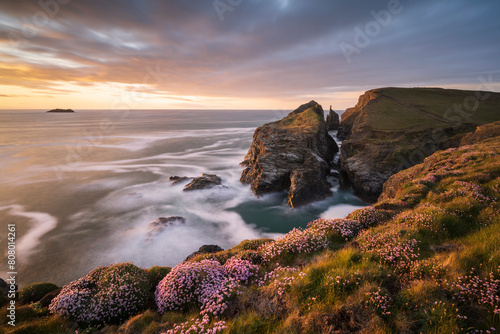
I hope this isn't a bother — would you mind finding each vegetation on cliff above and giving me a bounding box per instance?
[2,126,499,333]
[339,87,500,201]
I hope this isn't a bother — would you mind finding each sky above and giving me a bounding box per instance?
[0,0,499,110]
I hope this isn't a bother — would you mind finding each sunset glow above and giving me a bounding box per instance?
[1,0,499,110]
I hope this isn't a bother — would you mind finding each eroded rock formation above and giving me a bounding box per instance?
[240,101,338,207]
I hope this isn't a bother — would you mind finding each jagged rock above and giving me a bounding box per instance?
[185,245,224,261]
[326,106,340,131]
[240,101,338,208]
[339,87,500,202]
[147,216,186,237]
[183,174,222,191]
[169,176,192,185]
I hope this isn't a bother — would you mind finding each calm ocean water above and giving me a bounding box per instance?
[0,109,365,286]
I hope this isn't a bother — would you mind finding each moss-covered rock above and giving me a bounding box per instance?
[147,266,171,288]
[18,282,59,304]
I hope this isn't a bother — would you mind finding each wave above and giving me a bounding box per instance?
[0,205,58,261]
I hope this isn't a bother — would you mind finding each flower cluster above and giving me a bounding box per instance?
[441,181,492,204]
[258,227,328,262]
[365,287,392,317]
[49,263,151,326]
[307,218,366,239]
[223,257,259,285]
[419,173,439,186]
[459,151,488,164]
[395,211,437,233]
[433,166,465,179]
[155,259,234,317]
[407,258,445,281]
[445,267,500,316]
[326,272,362,297]
[357,229,420,266]
[258,266,305,296]
[347,206,386,227]
[164,314,226,334]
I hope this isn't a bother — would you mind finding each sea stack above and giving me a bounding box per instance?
[326,106,340,131]
[240,101,338,208]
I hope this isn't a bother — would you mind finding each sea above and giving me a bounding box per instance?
[0,109,366,287]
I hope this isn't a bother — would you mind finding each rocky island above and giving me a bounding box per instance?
[240,101,338,208]
[46,108,75,113]
[338,87,500,201]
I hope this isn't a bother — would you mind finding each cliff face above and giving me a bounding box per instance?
[339,87,500,202]
[240,101,338,207]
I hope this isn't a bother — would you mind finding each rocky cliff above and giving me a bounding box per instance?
[339,87,500,202]
[240,101,338,208]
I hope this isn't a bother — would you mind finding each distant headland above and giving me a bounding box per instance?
[46,108,75,113]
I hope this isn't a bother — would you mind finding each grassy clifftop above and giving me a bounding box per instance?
[350,87,500,134]
[339,87,500,201]
[277,107,324,132]
[2,125,499,333]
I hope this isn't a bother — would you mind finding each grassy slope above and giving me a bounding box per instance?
[363,88,500,133]
[2,136,499,333]
[276,107,323,132]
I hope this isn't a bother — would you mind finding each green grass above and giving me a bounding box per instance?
[278,108,323,132]
[18,283,59,305]
[361,87,500,133]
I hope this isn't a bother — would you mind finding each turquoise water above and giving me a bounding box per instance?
[0,109,365,286]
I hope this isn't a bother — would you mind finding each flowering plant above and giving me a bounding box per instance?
[49,263,151,326]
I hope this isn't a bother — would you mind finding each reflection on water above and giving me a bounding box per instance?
[0,109,365,286]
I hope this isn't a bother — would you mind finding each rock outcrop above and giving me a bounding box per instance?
[339,87,500,202]
[183,174,222,191]
[147,216,186,238]
[240,101,338,208]
[185,245,224,261]
[326,106,340,131]
[169,176,191,185]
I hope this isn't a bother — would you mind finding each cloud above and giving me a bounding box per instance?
[0,94,28,97]
[0,0,499,108]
